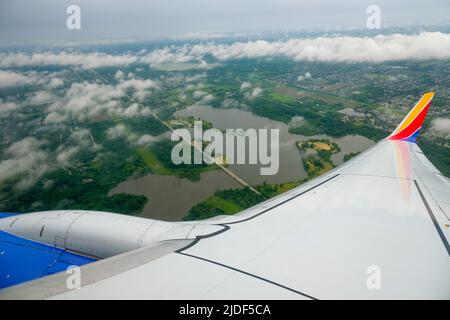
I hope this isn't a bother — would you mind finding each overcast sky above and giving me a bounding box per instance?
[0,0,449,44]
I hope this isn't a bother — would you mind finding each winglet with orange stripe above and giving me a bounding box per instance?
[388,92,434,143]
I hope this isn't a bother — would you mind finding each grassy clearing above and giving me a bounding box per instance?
[136,147,171,175]
[204,196,243,214]
[268,91,297,104]
[274,86,363,109]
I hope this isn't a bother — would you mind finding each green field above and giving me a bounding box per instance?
[137,147,171,175]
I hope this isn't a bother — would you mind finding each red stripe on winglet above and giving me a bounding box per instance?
[388,101,431,141]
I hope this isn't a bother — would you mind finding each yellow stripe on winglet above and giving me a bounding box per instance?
[391,92,434,136]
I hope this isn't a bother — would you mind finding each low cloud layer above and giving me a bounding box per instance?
[1,33,450,70]
[142,32,450,64]
[0,70,38,87]
[0,52,137,69]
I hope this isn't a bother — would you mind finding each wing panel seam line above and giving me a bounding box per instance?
[340,173,413,181]
[223,174,339,225]
[177,252,318,300]
[176,174,339,253]
[414,180,450,256]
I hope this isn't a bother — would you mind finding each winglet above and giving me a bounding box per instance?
[388,92,434,143]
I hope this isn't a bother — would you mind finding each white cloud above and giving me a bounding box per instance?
[0,70,37,88]
[116,78,158,101]
[55,129,101,166]
[44,112,67,123]
[44,76,158,124]
[140,32,450,64]
[56,146,80,165]
[69,128,98,148]
[136,134,158,146]
[0,137,51,190]
[199,60,209,68]
[246,87,263,99]
[240,82,251,90]
[69,128,87,141]
[106,124,158,146]
[431,117,450,136]
[0,100,19,117]
[140,47,194,65]
[44,82,122,123]
[2,33,449,73]
[193,90,207,99]
[121,103,152,118]
[185,73,206,83]
[28,91,55,105]
[298,72,311,82]
[0,51,138,69]
[0,130,101,189]
[48,77,64,88]
[221,98,240,108]
[106,124,128,140]
[289,116,306,128]
[115,70,125,81]
[122,104,141,118]
[199,94,215,104]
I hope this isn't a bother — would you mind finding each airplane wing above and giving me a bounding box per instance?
[0,93,449,299]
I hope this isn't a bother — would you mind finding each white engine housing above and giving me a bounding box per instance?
[0,210,222,258]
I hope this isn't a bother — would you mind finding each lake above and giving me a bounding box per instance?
[110,105,375,221]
